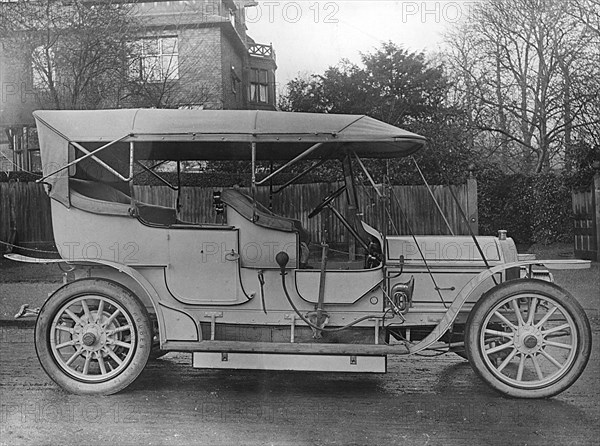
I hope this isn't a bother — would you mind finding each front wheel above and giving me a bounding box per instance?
[465,279,591,398]
[35,279,152,395]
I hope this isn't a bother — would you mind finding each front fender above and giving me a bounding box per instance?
[408,259,590,354]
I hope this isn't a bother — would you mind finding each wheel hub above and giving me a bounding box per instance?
[523,335,538,348]
[78,323,107,352]
[514,324,543,354]
[82,332,96,346]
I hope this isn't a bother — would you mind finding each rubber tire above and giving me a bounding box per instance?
[465,279,592,398]
[35,278,152,395]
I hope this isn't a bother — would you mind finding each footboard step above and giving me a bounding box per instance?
[192,352,387,373]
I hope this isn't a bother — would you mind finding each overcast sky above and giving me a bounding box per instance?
[246,1,472,91]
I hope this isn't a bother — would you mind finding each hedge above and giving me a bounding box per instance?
[477,170,576,246]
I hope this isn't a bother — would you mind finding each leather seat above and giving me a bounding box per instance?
[221,189,310,244]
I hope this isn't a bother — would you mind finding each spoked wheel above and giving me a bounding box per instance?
[35,279,152,395]
[465,279,591,398]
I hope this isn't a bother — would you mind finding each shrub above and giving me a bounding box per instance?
[478,170,576,245]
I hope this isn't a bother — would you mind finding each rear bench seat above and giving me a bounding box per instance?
[69,178,177,225]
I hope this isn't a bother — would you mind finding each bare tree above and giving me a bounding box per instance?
[444,0,600,173]
[1,0,224,111]
[571,0,600,36]
[0,0,138,110]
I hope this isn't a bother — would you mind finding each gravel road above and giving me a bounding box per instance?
[1,324,598,446]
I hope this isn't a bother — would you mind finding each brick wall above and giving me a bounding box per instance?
[220,32,245,110]
[178,26,224,109]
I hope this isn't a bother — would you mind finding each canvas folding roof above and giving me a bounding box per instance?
[33,109,428,205]
[33,109,427,157]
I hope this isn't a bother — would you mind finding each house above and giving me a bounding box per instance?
[0,0,278,172]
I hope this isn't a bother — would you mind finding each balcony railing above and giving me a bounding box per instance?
[248,43,275,61]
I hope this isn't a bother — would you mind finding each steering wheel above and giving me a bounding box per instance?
[308,185,346,218]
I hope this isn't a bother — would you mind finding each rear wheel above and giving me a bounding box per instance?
[465,279,591,398]
[35,279,152,395]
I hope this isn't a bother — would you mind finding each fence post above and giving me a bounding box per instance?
[467,171,478,235]
[594,171,600,262]
[8,179,18,250]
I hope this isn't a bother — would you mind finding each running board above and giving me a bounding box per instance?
[193,352,387,373]
[162,340,410,355]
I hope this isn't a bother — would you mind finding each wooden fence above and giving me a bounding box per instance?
[1,179,478,252]
[0,181,54,251]
[572,173,600,261]
[135,179,478,243]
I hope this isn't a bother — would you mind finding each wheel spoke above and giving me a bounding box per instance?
[81,299,92,321]
[540,349,564,369]
[492,311,517,331]
[64,309,83,325]
[535,305,558,328]
[484,329,513,338]
[544,331,571,339]
[55,339,77,349]
[542,323,571,336]
[95,298,105,324]
[510,299,525,327]
[532,354,544,380]
[103,308,121,327]
[104,347,123,365]
[516,354,526,381]
[544,340,574,350]
[526,297,538,325]
[65,347,84,366]
[486,340,514,355]
[108,339,132,349]
[106,325,132,336]
[497,348,518,373]
[96,352,107,375]
[83,352,92,375]
[55,325,74,334]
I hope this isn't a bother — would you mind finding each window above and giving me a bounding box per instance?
[129,36,179,82]
[249,68,270,103]
[32,46,56,90]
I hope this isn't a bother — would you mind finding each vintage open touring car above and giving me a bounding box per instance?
[6,109,592,398]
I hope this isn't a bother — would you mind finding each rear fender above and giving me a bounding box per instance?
[4,254,199,344]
